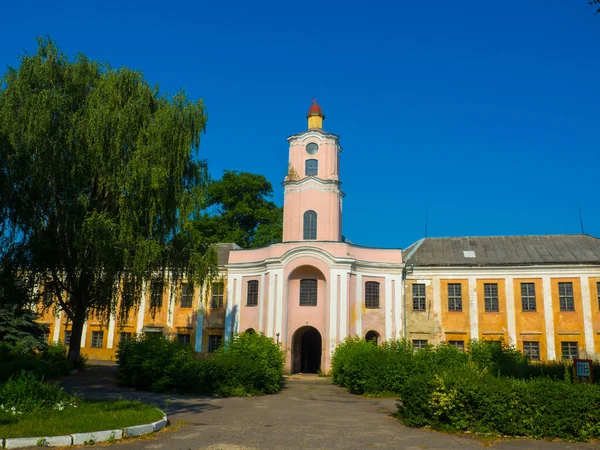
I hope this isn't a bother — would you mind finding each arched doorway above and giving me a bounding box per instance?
[365,330,380,344]
[292,326,322,373]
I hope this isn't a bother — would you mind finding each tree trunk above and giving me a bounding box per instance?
[67,306,86,366]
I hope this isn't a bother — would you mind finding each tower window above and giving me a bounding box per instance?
[305,159,318,176]
[246,280,259,307]
[365,281,380,309]
[303,210,317,240]
[299,279,318,306]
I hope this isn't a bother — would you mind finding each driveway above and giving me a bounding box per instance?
[59,365,598,450]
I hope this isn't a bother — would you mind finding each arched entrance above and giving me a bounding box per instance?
[292,326,322,374]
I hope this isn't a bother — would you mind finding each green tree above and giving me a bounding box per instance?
[194,171,283,248]
[0,38,216,363]
[591,1,600,13]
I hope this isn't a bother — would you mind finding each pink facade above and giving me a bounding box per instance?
[224,103,404,373]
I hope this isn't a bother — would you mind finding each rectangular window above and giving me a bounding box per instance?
[521,282,536,312]
[121,281,135,308]
[246,280,259,307]
[208,335,222,353]
[43,283,54,305]
[177,334,191,345]
[597,281,600,311]
[119,332,132,344]
[523,341,540,361]
[558,282,575,311]
[150,281,164,308]
[412,284,426,311]
[561,341,578,360]
[299,279,318,306]
[448,283,462,311]
[64,330,72,346]
[91,331,104,348]
[484,283,499,312]
[365,282,380,309]
[211,282,224,308]
[448,340,465,351]
[180,283,193,308]
[412,340,428,351]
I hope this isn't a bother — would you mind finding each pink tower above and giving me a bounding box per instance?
[282,100,344,242]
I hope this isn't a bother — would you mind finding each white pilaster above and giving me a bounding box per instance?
[224,275,236,343]
[275,269,285,339]
[267,272,276,337]
[339,271,349,339]
[107,312,116,349]
[80,320,87,348]
[432,277,441,342]
[136,281,147,334]
[354,273,363,338]
[329,269,339,355]
[167,274,175,328]
[393,275,402,339]
[258,273,266,333]
[233,276,241,335]
[580,275,595,356]
[542,276,556,359]
[385,276,393,341]
[505,276,516,346]
[52,310,62,343]
[468,277,478,340]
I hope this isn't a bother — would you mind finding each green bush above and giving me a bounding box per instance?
[0,342,81,382]
[0,372,78,414]
[332,337,600,441]
[116,332,284,397]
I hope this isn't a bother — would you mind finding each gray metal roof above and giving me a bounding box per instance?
[217,243,240,266]
[403,234,600,266]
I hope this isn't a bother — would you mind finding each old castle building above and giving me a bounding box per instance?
[38,103,600,372]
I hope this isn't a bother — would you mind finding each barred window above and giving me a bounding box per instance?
[208,335,222,353]
[177,334,191,345]
[559,282,574,311]
[412,284,426,311]
[91,331,104,348]
[64,330,72,346]
[448,283,462,311]
[211,282,224,308]
[521,282,536,312]
[365,282,380,309]
[150,281,164,308]
[523,341,540,361]
[180,283,193,308]
[561,341,578,360]
[448,340,465,351]
[412,340,428,351]
[484,283,499,312]
[305,159,318,176]
[247,280,259,307]
[119,332,132,344]
[303,210,317,240]
[299,279,318,306]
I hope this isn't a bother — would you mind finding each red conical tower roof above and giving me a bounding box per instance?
[306,99,325,119]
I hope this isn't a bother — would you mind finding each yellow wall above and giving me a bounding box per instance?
[440,279,470,342]
[551,278,584,359]
[513,278,546,360]
[476,278,507,342]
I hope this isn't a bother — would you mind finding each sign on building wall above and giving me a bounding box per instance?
[574,359,593,383]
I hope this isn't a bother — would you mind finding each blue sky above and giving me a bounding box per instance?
[2,0,599,248]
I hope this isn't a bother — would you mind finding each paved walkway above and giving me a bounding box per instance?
[59,366,598,450]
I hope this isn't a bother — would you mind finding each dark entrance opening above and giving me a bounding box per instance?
[292,326,322,374]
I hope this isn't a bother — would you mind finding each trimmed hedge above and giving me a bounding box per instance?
[116,332,285,396]
[332,338,600,441]
[0,343,82,382]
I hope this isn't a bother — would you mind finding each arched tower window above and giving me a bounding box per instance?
[303,210,317,240]
[305,159,318,176]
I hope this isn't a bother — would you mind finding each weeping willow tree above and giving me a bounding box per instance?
[0,38,217,363]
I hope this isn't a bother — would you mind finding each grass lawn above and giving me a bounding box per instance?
[0,399,164,439]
